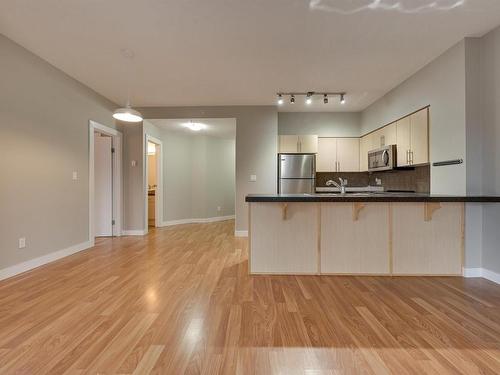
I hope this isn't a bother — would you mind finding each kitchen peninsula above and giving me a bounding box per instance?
[246,194,500,276]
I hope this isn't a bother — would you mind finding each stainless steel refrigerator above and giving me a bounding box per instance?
[278,154,316,194]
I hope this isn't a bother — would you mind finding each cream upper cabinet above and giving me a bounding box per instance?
[279,135,300,153]
[359,132,377,171]
[317,138,337,172]
[379,123,397,147]
[317,138,359,172]
[299,135,318,153]
[359,136,370,172]
[396,108,429,166]
[278,135,318,153]
[396,116,411,166]
[337,138,360,172]
[409,108,429,165]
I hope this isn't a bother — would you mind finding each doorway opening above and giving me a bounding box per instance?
[144,135,163,233]
[89,120,122,244]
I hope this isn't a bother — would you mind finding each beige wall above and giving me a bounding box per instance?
[479,25,500,275]
[139,107,278,233]
[279,112,361,137]
[361,41,467,196]
[0,34,117,270]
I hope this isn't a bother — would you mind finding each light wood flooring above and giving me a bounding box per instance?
[1,220,500,374]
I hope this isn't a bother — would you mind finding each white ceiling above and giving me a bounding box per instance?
[2,0,500,111]
[148,118,236,139]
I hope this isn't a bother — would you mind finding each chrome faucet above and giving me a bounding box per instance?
[326,178,348,194]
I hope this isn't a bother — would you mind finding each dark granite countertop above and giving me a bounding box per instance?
[245,193,500,203]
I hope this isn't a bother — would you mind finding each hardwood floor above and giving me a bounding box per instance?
[1,220,500,374]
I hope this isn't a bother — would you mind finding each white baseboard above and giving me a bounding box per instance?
[235,230,248,237]
[122,229,147,236]
[463,267,500,284]
[161,215,235,227]
[0,240,92,281]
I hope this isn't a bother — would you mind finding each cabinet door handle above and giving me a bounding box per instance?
[337,161,340,172]
[406,150,410,165]
[410,150,414,164]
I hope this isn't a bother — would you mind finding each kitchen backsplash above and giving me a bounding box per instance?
[316,164,430,193]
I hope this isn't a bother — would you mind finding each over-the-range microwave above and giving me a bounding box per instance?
[368,145,397,172]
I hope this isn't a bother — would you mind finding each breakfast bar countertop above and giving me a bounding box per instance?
[245,193,500,203]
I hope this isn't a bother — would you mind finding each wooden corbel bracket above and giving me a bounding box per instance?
[424,202,441,222]
[282,203,288,220]
[352,202,366,221]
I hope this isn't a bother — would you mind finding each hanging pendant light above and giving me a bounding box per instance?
[113,101,143,123]
[113,48,143,123]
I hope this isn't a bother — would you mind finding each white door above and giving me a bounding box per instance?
[94,135,113,236]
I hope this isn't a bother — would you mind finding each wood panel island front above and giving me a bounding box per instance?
[245,194,500,276]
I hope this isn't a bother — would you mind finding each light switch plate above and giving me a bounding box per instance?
[131,160,137,167]
[19,237,26,249]
[250,175,257,182]
[72,171,78,180]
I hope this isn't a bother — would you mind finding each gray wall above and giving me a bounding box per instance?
[0,34,117,270]
[122,124,145,231]
[139,107,278,233]
[143,121,236,222]
[479,25,500,275]
[361,41,467,195]
[278,112,361,137]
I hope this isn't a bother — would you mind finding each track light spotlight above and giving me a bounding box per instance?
[324,94,328,104]
[305,92,313,105]
[340,94,346,104]
[290,95,295,104]
[277,94,284,105]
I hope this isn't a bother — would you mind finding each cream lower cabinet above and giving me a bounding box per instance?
[320,203,390,274]
[392,202,463,275]
[250,202,319,274]
[249,201,464,276]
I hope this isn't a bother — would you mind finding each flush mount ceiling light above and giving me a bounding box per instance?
[113,48,143,123]
[276,91,346,105]
[183,121,206,131]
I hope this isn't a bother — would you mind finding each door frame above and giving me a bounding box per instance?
[144,134,164,233]
[89,120,123,244]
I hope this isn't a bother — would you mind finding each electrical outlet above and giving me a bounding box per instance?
[131,160,137,167]
[19,237,26,249]
[72,171,78,180]
[217,206,221,212]
[250,174,257,182]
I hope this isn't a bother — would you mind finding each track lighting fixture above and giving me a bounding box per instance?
[277,94,284,105]
[305,92,313,105]
[275,92,346,106]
